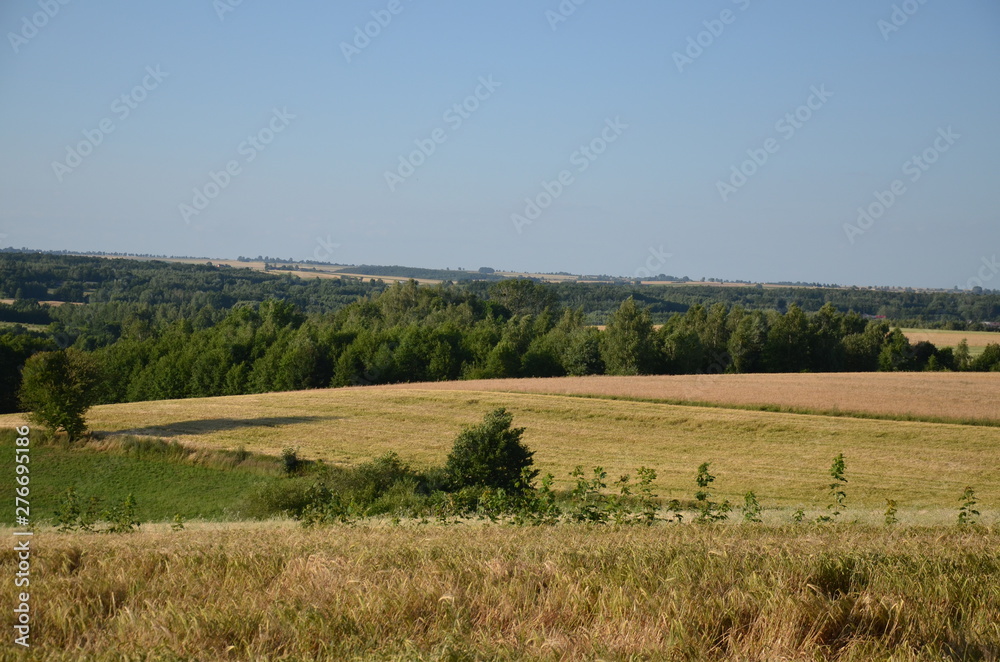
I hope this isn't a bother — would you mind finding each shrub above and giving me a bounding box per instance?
[103,494,141,533]
[444,408,538,492]
[817,453,847,523]
[238,478,316,519]
[741,491,763,523]
[884,499,899,526]
[694,462,730,523]
[281,447,301,476]
[958,487,980,526]
[569,465,609,523]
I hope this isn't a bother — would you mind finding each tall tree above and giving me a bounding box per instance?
[602,297,656,375]
[19,349,101,440]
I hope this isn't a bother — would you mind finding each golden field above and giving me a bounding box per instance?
[2,374,997,511]
[2,523,998,661]
[902,328,997,357]
[384,372,1000,424]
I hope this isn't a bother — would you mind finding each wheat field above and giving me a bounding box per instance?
[3,523,998,661]
[382,372,1000,424]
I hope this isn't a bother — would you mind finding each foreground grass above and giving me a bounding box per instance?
[0,431,282,524]
[3,523,998,661]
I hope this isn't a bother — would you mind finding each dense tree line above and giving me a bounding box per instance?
[4,253,999,329]
[5,280,994,414]
[2,254,999,414]
[464,281,1000,328]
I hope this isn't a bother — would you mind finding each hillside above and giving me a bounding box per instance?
[4,374,997,514]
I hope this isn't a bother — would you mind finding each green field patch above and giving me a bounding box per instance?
[0,430,283,524]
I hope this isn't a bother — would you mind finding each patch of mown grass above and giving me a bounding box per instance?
[0,430,285,524]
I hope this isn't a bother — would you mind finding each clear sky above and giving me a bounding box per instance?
[1,1,998,288]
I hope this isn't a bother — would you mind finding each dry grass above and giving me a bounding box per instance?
[384,372,1000,424]
[3,379,998,510]
[4,523,998,661]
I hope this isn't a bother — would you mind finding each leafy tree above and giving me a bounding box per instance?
[954,339,971,371]
[764,305,811,372]
[602,297,656,375]
[878,329,916,371]
[19,349,101,440]
[728,312,768,373]
[562,327,604,376]
[445,408,537,492]
[971,343,1000,372]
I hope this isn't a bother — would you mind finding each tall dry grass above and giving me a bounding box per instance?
[4,523,998,661]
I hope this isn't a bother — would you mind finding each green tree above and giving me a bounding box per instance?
[19,349,101,440]
[728,312,768,373]
[445,408,538,492]
[954,339,971,371]
[602,297,656,375]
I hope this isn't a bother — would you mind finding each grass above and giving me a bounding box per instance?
[3,522,998,661]
[0,430,284,524]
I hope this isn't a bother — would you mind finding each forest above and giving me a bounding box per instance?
[1,252,999,413]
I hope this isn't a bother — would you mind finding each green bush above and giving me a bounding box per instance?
[238,478,316,519]
[444,408,537,492]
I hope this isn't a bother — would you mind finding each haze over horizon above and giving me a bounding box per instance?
[1,1,998,290]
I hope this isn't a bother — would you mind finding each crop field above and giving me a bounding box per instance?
[2,374,997,515]
[2,523,998,661]
[902,328,997,357]
[3,373,999,659]
[383,372,1000,425]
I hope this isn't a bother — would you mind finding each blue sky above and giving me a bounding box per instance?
[1,0,998,288]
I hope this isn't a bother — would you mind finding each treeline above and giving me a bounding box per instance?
[6,280,988,412]
[4,253,1000,328]
[465,281,1000,328]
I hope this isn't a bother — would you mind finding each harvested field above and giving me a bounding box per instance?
[3,380,998,510]
[903,328,998,357]
[384,372,1000,424]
